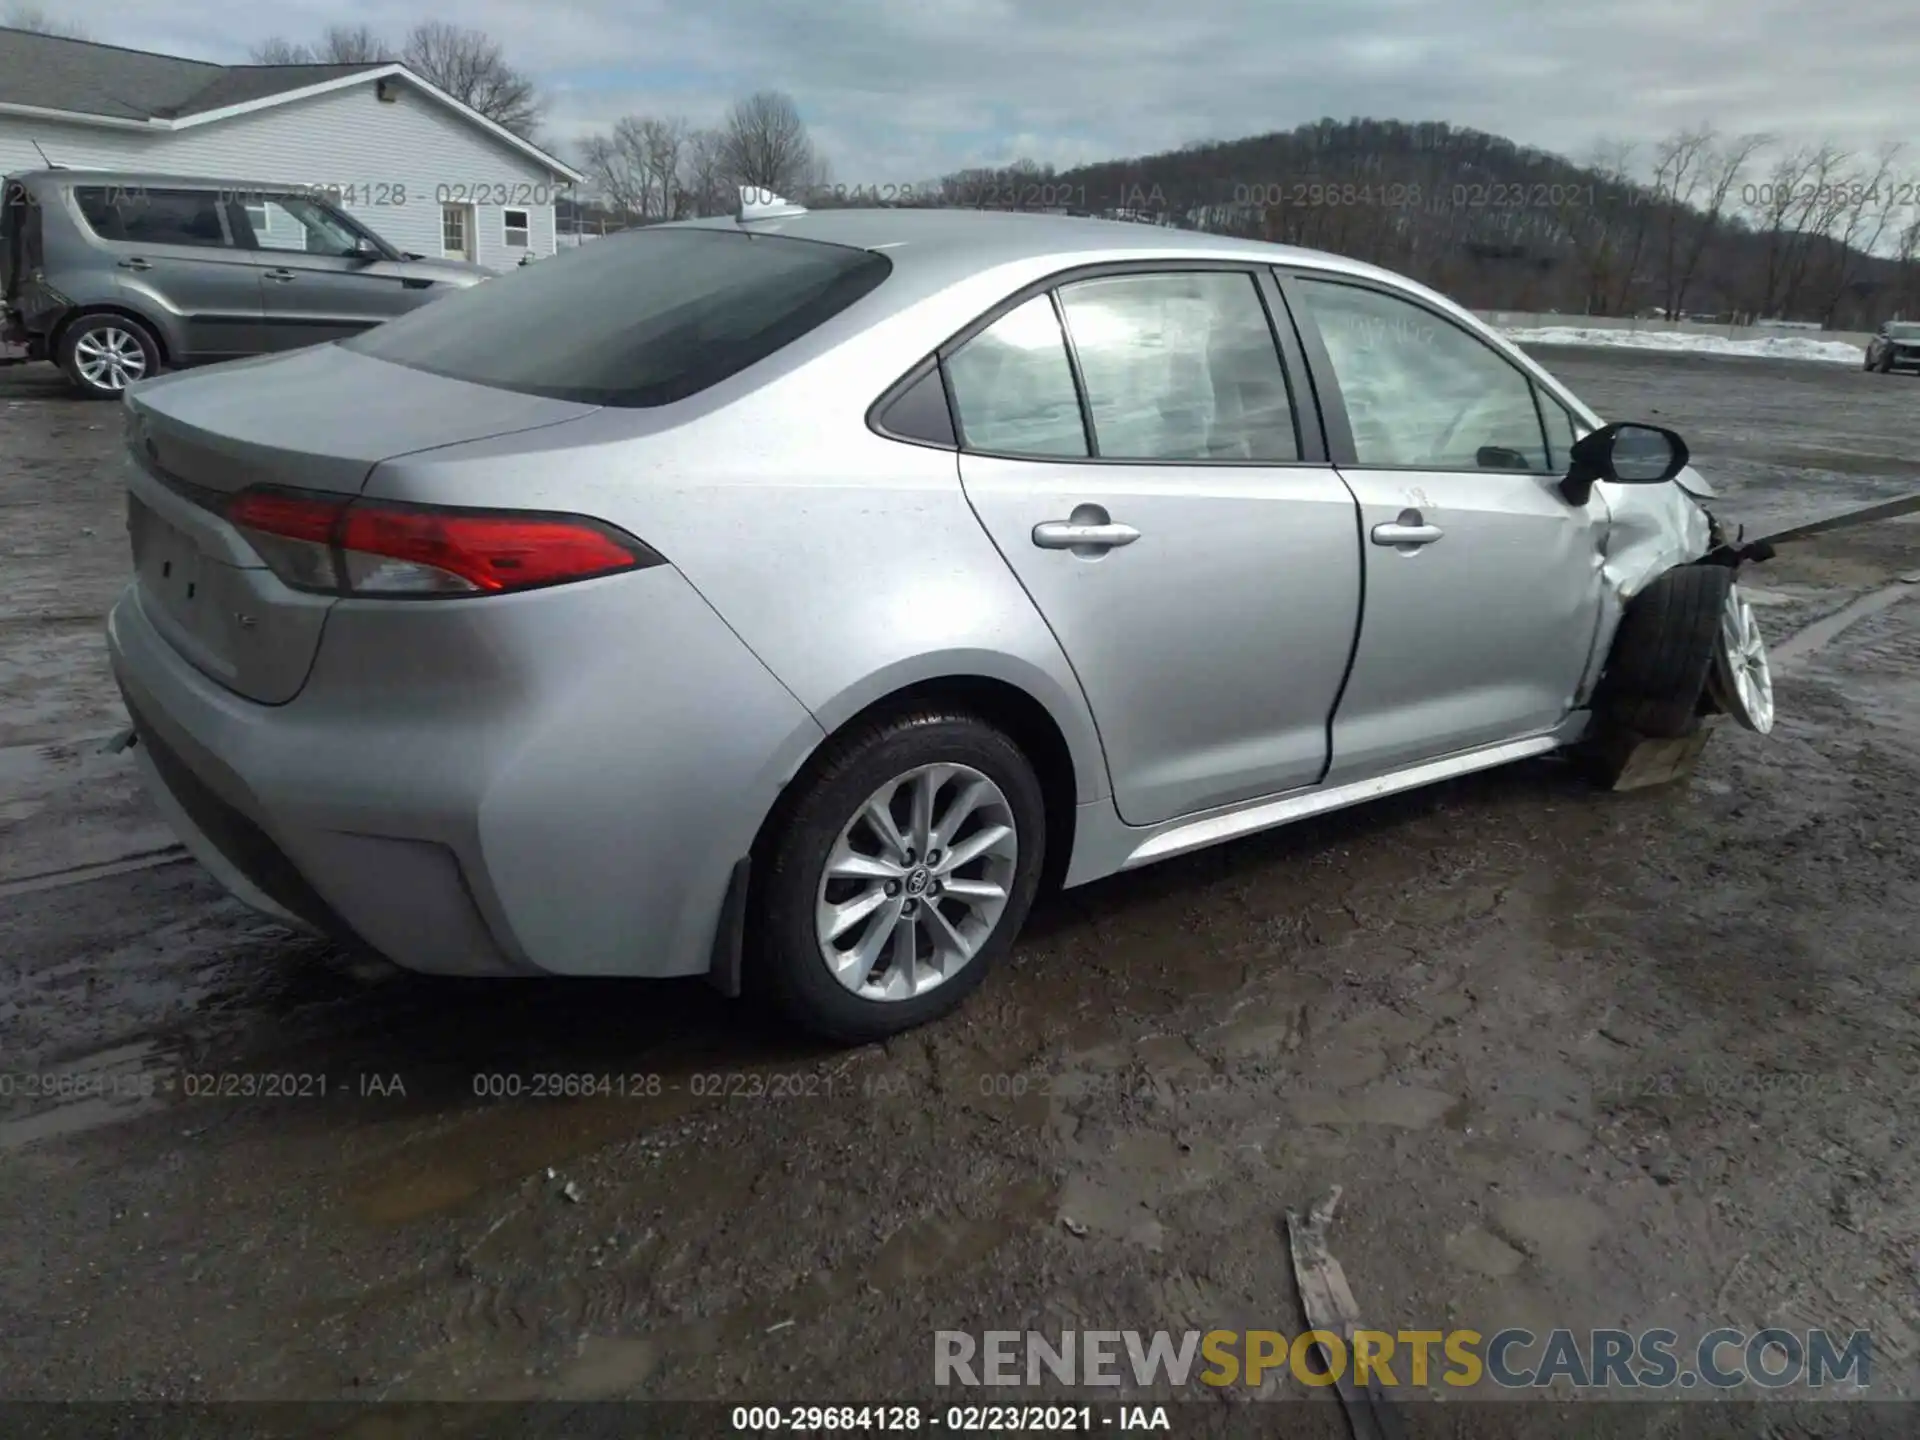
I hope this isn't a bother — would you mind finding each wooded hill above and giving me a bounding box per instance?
[906,119,1919,327]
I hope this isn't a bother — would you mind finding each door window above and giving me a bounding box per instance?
[442,205,470,258]
[1056,271,1300,461]
[238,197,364,257]
[74,187,232,248]
[945,294,1089,457]
[1540,393,1582,470]
[1292,278,1551,472]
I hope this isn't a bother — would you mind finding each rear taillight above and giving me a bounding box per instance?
[226,488,661,598]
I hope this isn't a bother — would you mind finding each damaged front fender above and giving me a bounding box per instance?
[1577,466,1715,702]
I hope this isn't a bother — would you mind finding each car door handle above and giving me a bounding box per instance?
[263,269,297,282]
[1371,521,1444,547]
[117,258,152,272]
[1032,520,1141,551]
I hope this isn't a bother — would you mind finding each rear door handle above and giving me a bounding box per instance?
[1371,523,1443,546]
[117,258,152,272]
[263,269,297,282]
[1033,520,1141,551]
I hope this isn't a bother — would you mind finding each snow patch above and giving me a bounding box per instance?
[1502,326,1866,365]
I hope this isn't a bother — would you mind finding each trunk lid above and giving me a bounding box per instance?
[125,343,599,704]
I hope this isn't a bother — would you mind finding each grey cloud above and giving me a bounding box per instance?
[78,0,1920,182]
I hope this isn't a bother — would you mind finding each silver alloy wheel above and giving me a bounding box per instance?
[815,762,1019,1002]
[1709,584,1775,734]
[73,325,149,391]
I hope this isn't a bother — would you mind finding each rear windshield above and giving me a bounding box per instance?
[344,227,892,407]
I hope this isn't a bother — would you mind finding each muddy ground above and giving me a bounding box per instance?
[0,348,1916,1428]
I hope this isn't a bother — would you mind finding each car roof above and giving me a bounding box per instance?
[5,167,317,191]
[672,205,1399,290]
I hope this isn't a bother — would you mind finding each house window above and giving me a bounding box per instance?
[245,201,270,236]
[442,204,470,259]
[503,208,529,248]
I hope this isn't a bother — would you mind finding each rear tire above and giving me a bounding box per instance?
[749,709,1046,1044]
[58,313,160,398]
[1600,563,1735,739]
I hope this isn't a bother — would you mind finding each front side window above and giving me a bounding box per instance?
[239,197,366,257]
[1056,271,1299,461]
[1540,393,1582,471]
[1292,278,1550,472]
[345,227,891,407]
[944,294,1088,457]
[74,187,231,249]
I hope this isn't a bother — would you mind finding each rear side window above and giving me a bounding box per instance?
[344,227,891,407]
[944,295,1088,457]
[1057,271,1300,461]
[74,187,232,248]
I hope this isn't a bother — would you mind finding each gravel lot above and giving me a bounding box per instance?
[1,347,1916,1425]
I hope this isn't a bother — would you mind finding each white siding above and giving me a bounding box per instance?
[0,80,571,269]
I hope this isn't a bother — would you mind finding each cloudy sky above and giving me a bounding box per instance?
[47,0,1920,183]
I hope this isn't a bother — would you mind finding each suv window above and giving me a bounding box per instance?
[345,227,891,407]
[239,196,367,257]
[74,187,232,248]
[1056,271,1299,461]
[1292,278,1550,472]
[945,294,1088,457]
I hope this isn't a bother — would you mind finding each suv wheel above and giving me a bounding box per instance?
[750,709,1046,1044]
[59,314,159,398]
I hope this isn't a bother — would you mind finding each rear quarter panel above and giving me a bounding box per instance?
[360,324,1113,810]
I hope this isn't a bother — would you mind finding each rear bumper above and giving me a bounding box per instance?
[107,566,825,979]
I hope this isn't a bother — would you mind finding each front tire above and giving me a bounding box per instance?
[58,313,160,398]
[750,709,1046,1044]
[1600,563,1735,738]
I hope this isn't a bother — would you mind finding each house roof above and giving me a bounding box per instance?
[0,27,378,121]
[0,27,581,181]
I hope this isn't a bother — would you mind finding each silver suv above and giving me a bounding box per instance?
[1,169,487,397]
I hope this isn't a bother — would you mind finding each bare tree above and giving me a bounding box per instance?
[579,126,650,219]
[1651,126,1714,316]
[1894,209,1920,320]
[1815,143,1905,324]
[6,3,91,39]
[249,38,311,64]
[1744,145,1821,316]
[682,127,734,217]
[719,90,824,197]
[1778,144,1852,316]
[249,25,394,65]
[640,117,689,218]
[401,22,541,139]
[1573,139,1651,313]
[1670,131,1769,319]
[580,116,692,221]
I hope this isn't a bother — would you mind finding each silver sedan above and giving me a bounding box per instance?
[106,196,1770,1042]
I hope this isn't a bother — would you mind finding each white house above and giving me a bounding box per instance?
[0,27,582,271]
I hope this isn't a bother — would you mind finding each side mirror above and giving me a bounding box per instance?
[1559,421,1690,506]
[348,238,381,264]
